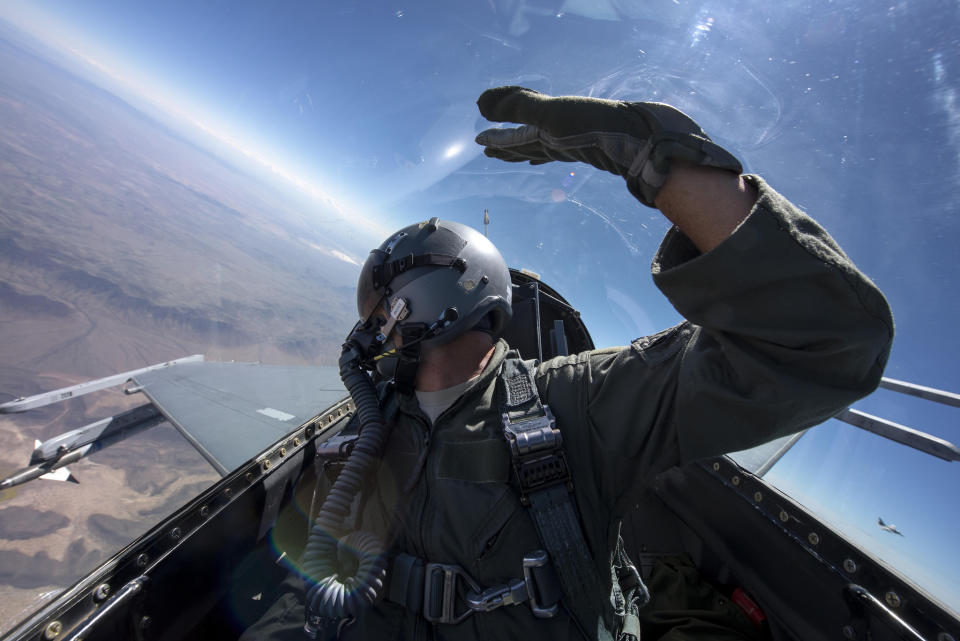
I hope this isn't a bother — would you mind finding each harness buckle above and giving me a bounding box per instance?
[423,563,481,625]
[523,550,560,618]
[419,554,560,624]
[465,578,527,612]
[501,407,561,456]
[503,406,572,502]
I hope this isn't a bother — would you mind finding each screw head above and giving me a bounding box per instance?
[712,462,721,472]
[808,532,820,546]
[279,447,287,457]
[43,621,62,640]
[779,510,789,523]
[842,625,856,639]
[731,475,741,486]
[293,438,301,447]
[140,616,152,630]
[170,527,182,541]
[224,487,233,498]
[885,591,901,609]
[200,505,210,518]
[93,583,110,601]
[137,553,149,568]
[753,491,763,502]
[843,559,858,574]
[262,459,272,471]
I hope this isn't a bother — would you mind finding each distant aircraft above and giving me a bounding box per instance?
[878,517,904,536]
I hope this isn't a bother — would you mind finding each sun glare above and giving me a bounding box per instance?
[443,142,464,159]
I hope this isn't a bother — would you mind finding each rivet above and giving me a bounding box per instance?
[140,615,152,630]
[885,591,901,609]
[842,625,856,640]
[170,527,182,541]
[779,510,789,523]
[712,462,720,472]
[200,505,210,518]
[731,475,740,486]
[93,583,110,601]
[279,448,287,457]
[43,621,62,640]
[137,553,149,568]
[843,559,857,574]
[808,532,820,546]
[262,459,272,471]
[753,492,763,502]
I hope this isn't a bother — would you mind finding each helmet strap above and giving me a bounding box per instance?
[394,324,427,395]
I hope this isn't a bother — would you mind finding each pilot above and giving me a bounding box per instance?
[242,87,893,641]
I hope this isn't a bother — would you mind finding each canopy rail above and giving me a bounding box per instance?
[832,376,960,462]
[878,377,960,409]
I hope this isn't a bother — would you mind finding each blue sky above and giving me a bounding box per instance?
[2,0,959,615]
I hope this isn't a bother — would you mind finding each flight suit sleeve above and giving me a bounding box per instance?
[539,174,894,511]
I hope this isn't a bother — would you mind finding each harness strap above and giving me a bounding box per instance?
[387,553,425,614]
[499,354,616,641]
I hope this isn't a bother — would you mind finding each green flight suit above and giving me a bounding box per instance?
[248,175,893,640]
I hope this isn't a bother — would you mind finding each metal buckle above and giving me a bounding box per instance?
[523,550,559,618]
[465,578,527,612]
[421,554,558,623]
[502,406,561,456]
[423,563,481,625]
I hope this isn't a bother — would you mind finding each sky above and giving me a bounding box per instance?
[1,0,958,618]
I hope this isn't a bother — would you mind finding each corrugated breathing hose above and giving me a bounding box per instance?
[302,341,390,636]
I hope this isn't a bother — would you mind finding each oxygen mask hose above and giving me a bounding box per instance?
[302,339,390,635]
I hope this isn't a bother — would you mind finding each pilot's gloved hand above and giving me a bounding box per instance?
[475,86,742,208]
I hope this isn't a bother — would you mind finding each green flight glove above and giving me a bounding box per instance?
[475,86,743,208]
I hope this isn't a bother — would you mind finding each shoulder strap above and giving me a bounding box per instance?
[499,354,616,641]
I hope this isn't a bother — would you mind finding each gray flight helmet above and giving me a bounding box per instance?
[356,217,512,352]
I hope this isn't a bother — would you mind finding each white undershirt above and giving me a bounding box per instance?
[415,376,478,423]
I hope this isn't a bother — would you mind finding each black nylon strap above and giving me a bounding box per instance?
[387,553,425,613]
[499,354,615,641]
[527,483,611,636]
[371,252,467,289]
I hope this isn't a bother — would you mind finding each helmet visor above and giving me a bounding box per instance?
[357,249,388,322]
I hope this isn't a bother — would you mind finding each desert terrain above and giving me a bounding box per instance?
[0,22,363,634]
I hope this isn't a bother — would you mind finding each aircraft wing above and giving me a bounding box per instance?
[130,361,346,475]
[1,357,348,488]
